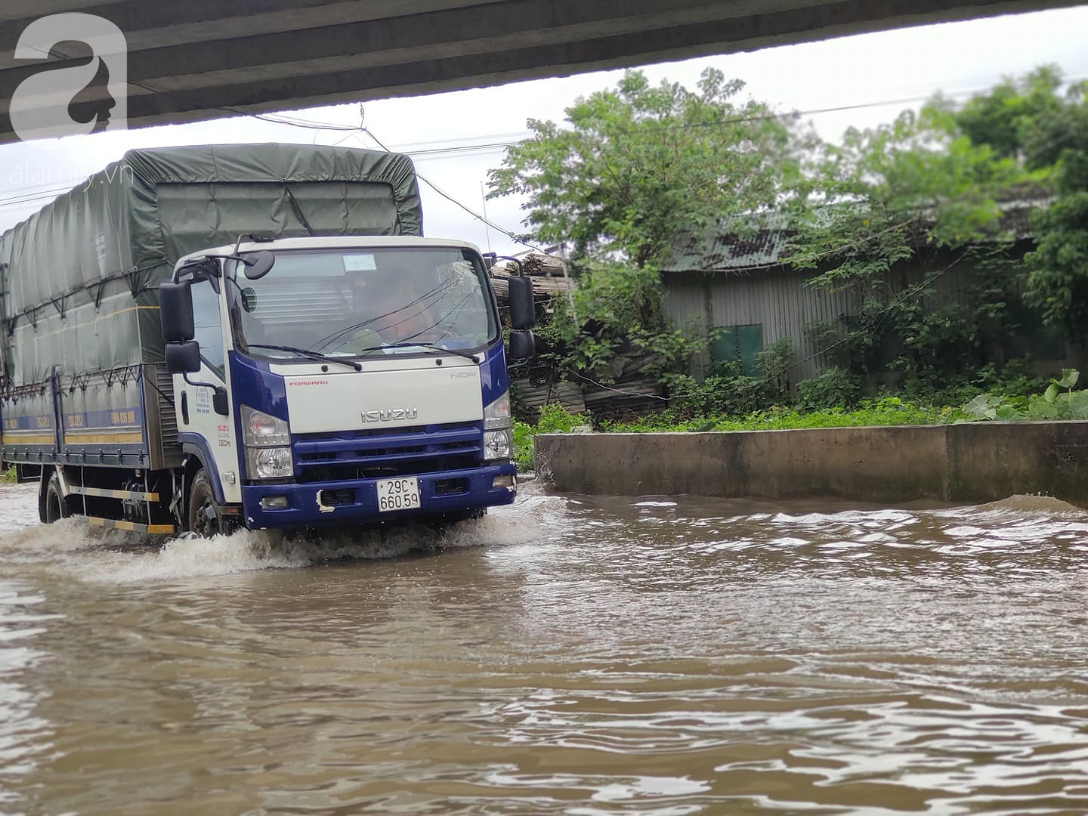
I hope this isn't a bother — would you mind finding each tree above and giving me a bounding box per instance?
[488,68,808,269]
[488,69,809,383]
[784,102,1032,385]
[947,65,1088,344]
[955,65,1067,163]
[788,103,1028,285]
[1019,79,1088,341]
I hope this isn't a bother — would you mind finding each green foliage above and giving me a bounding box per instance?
[958,369,1088,421]
[1025,190,1088,338]
[955,66,1067,161]
[602,397,949,434]
[787,103,1028,295]
[530,259,703,382]
[489,68,806,268]
[2,467,14,484]
[662,371,783,419]
[488,67,808,387]
[511,420,536,473]
[953,66,1088,340]
[783,69,1080,389]
[976,360,1049,398]
[896,359,1047,407]
[669,339,798,419]
[511,405,590,473]
[536,403,585,435]
[493,65,1080,413]
[755,338,795,380]
[518,369,1083,443]
[795,368,863,411]
[509,378,535,424]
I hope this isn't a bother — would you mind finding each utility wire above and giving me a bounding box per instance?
[358,126,551,256]
[2,51,1079,218]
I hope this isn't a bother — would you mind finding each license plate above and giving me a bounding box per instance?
[376,477,421,513]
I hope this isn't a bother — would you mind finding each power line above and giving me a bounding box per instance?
[2,50,1081,230]
[387,131,535,151]
[359,126,550,255]
[407,142,519,157]
[306,73,1088,164]
[0,188,84,212]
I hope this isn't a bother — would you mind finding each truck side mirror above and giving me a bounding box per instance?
[166,340,202,375]
[508,330,535,363]
[242,250,276,281]
[508,276,535,331]
[160,281,195,342]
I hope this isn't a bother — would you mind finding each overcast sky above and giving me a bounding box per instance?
[2,5,1087,255]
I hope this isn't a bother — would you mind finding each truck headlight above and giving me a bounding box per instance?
[484,391,511,430]
[241,405,291,446]
[246,446,294,480]
[241,406,293,479]
[483,429,511,461]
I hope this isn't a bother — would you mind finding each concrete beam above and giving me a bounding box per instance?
[0,1,124,24]
[0,0,1079,144]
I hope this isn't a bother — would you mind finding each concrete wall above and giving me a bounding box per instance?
[535,422,1088,506]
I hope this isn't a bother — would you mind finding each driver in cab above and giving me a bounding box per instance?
[335,265,442,353]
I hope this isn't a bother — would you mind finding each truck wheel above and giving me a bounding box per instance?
[443,508,485,524]
[43,472,70,524]
[188,470,224,538]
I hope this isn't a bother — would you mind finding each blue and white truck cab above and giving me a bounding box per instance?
[0,144,539,538]
[159,236,537,535]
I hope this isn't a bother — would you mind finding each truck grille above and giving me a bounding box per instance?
[293,422,482,481]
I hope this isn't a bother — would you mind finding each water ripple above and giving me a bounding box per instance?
[0,484,1087,812]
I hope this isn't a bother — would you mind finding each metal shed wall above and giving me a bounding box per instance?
[661,251,1042,384]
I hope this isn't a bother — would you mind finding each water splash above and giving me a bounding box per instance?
[0,482,566,584]
[79,512,535,584]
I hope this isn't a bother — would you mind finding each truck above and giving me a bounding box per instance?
[0,144,536,537]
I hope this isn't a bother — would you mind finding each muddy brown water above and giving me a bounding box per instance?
[1,484,1088,814]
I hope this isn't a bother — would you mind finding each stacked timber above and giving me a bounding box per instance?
[495,258,665,419]
[512,377,586,420]
[580,351,665,418]
[491,253,575,306]
[582,377,663,417]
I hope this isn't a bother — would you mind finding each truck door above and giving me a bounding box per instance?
[176,277,242,504]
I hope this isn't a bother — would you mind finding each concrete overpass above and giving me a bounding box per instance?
[0,0,1080,144]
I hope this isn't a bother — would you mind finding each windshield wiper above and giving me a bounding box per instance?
[356,342,480,362]
[247,343,362,371]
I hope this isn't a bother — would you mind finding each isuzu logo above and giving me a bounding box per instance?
[361,408,419,423]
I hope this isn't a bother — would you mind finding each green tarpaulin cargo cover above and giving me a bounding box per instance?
[0,143,423,389]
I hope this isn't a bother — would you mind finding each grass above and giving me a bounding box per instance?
[512,372,1088,471]
[2,466,16,484]
[511,398,954,472]
[600,398,954,433]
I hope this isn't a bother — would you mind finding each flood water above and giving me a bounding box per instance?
[1,483,1088,814]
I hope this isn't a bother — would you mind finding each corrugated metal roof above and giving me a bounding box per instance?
[663,199,1052,275]
[664,227,793,274]
[998,198,1053,239]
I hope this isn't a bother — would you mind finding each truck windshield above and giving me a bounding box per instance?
[228,247,498,359]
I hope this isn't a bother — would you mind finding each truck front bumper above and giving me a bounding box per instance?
[240,462,517,530]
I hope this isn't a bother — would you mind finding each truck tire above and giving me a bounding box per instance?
[441,508,486,525]
[43,472,70,524]
[188,470,225,538]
